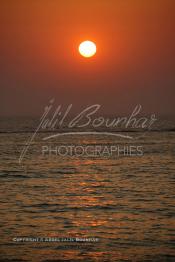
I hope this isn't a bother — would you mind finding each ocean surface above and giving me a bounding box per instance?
[0,117,175,261]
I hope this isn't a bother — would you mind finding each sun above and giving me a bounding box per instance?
[79,40,96,58]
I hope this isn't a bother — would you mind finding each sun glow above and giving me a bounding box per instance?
[79,41,96,58]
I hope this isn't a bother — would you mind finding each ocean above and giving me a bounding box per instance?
[0,117,175,261]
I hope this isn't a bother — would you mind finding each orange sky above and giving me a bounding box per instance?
[0,0,175,116]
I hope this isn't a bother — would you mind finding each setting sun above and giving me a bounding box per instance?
[79,40,96,58]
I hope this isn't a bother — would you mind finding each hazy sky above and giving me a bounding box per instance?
[1,0,175,117]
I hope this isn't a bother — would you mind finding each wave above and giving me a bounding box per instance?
[0,128,175,134]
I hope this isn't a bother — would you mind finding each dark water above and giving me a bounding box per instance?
[0,118,175,261]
